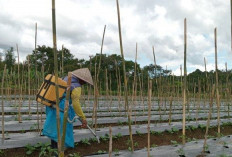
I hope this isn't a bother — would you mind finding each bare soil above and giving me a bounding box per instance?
[0,124,231,157]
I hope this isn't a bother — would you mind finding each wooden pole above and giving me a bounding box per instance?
[34,22,40,132]
[152,46,157,84]
[115,60,121,115]
[214,28,221,135]
[196,78,201,123]
[182,18,187,144]
[147,80,152,157]
[62,45,64,76]
[203,85,215,153]
[16,44,22,123]
[105,69,109,111]
[109,74,112,113]
[1,65,7,143]
[132,43,138,124]
[28,56,31,115]
[61,72,72,154]
[94,25,106,131]
[52,0,61,155]
[225,62,230,117]
[204,57,208,113]
[116,0,134,152]
[109,126,112,157]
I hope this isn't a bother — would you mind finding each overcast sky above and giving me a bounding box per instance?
[0,0,231,75]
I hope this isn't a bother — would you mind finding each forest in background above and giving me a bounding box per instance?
[0,45,231,95]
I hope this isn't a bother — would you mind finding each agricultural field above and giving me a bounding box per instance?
[1,94,232,156]
[1,0,232,157]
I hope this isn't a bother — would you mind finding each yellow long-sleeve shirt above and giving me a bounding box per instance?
[71,87,86,120]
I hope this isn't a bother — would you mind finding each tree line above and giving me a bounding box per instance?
[0,45,231,95]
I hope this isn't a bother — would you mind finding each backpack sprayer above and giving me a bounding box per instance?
[68,116,100,143]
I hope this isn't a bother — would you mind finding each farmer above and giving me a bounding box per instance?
[42,68,93,150]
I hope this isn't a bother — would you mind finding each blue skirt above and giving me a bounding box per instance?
[42,96,75,148]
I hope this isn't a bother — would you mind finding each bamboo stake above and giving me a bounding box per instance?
[28,56,31,115]
[109,126,112,157]
[196,78,201,123]
[92,61,97,128]
[225,62,230,117]
[116,0,134,152]
[138,68,144,108]
[152,46,158,87]
[132,43,138,125]
[180,64,183,105]
[52,0,62,155]
[16,44,22,123]
[39,66,44,135]
[168,91,173,125]
[202,85,215,153]
[214,28,221,135]
[115,60,121,115]
[62,45,64,76]
[61,72,72,154]
[109,74,112,113]
[158,75,162,122]
[147,80,152,157]
[193,81,196,109]
[105,69,109,111]
[34,22,40,132]
[1,65,7,143]
[14,69,17,106]
[132,43,138,103]
[204,57,208,112]
[94,25,106,131]
[182,18,187,144]
[87,55,93,103]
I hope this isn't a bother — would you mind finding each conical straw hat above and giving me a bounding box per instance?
[72,68,94,86]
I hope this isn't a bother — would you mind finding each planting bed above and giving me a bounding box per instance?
[0,96,232,157]
[1,122,232,156]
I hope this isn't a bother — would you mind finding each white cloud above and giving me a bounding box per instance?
[0,0,231,75]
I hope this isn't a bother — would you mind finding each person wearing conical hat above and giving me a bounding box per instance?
[42,68,93,152]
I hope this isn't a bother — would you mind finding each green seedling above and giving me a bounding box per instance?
[97,150,106,154]
[134,142,139,147]
[116,133,122,138]
[68,152,81,157]
[25,144,36,155]
[176,148,185,156]
[112,133,122,140]
[217,133,224,137]
[0,150,4,156]
[100,135,109,142]
[88,121,93,126]
[198,124,206,129]
[151,144,158,148]
[171,140,178,147]
[80,138,90,145]
[90,137,98,142]
[136,130,142,136]
[190,125,197,131]
[39,146,57,157]
[117,120,123,125]
[126,139,132,146]
[171,127,179,133]
[113,149,120,156]
[152,131,161,135]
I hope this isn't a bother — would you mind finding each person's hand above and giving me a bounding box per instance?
[81,119,87,128]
